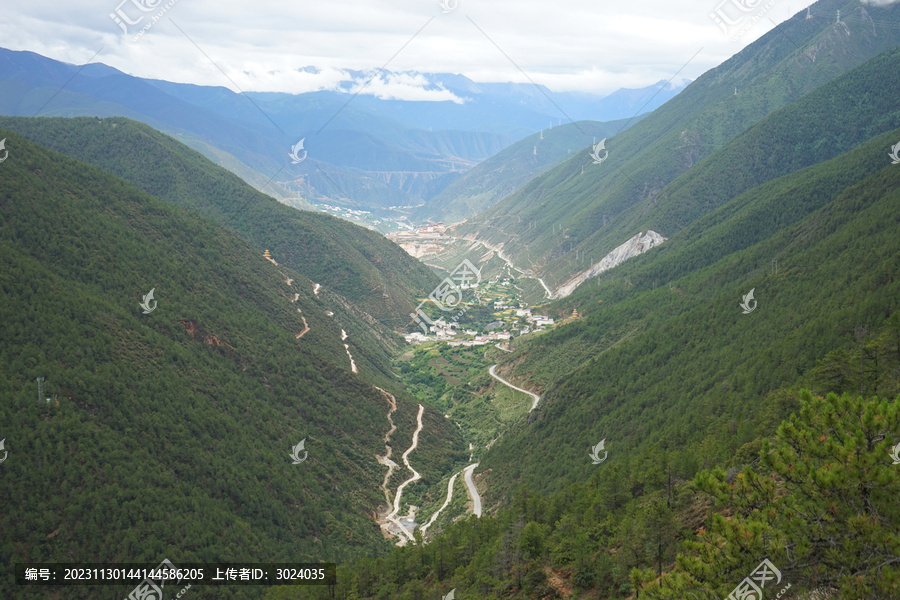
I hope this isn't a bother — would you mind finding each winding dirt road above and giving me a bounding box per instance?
[463,463,482,517]
[341,329,358,373]
[420,471,459,535]
[489,364,540,412]
[385,403,424,544]
[464,238,552,299]
[374,387,399,507]
[374,389,482,541]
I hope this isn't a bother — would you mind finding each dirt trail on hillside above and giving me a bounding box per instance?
[467,238,552,299]
[294,316,310,339]
[340,329,358,373]
[463,463,482,517]
[489,364,540,411]
[374,387,399,507]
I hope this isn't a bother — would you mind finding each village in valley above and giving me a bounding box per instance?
[403,274,579,348]
[390,222,582,348]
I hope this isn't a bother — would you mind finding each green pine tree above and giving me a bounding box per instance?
[646,390,900,599]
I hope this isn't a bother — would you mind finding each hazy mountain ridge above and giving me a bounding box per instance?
[250,68,688,134]
[0,48,686,218]
[412,119,639,224]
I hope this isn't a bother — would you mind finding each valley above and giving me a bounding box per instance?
[4,1,900,599]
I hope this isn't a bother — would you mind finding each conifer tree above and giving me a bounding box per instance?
[646,390,900,599]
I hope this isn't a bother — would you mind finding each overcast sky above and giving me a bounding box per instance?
[4,0,820,98]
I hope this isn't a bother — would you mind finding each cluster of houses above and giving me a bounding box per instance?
[402,307,558,346]
[516,308,555,328]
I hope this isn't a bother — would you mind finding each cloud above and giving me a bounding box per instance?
[353,71,467,103]
[0,0,817,95]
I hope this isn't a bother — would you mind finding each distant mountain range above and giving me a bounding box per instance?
[273,66,691,133]
[412,118,641,224]
[0,48,687,220]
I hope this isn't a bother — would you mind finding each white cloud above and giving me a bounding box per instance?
[0,0,816,96]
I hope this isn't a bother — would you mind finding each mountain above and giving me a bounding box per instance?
[0,125,470,600]
[450,0,900,291]
[0,48,502,212]
[527,37,900,298]
[7,2,900,599]
[0,115,438,330]
[411,119,638,224]
[0,49,686,220]
[272,26,900,596]
[484,124,900,495]
[285,120,900,600]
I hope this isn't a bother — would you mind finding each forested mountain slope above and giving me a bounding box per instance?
[452,0,900,290]
[523,39,900,294]
[281,126,900,600]
[0,116,438,330]
[0,129,462,600]
[484,126,900,497]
